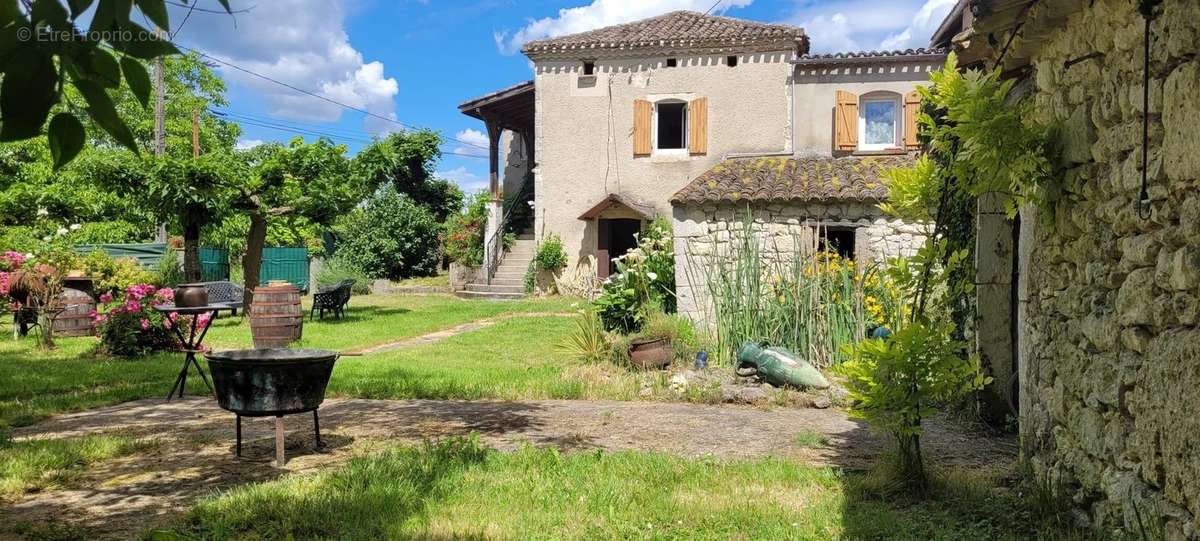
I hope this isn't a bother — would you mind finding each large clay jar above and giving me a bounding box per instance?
[175,283,209,308]
[628,337,673,370]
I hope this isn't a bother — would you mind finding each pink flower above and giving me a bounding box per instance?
[124,300,142,313]
[156,288,174,301]
[164,318,173,330]
[197,313,212,326]
[140,318,151,330]
[99,292,113,304]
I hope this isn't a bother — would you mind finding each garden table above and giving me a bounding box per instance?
[154,303,228,401]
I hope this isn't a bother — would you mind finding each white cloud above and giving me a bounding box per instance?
[782,0,952,53]
[169,0,399,135]
[235,138,265,150]
[495,0,754,55]
[451,128,489,158]
[879,0,956,50]
[437,166,488,193]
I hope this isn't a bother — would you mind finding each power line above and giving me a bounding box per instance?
[212,110,488,159]
[174,42,492,152]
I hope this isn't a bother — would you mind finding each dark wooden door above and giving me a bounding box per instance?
[597,218,642,278]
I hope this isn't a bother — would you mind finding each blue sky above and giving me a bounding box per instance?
[165,0,954,193]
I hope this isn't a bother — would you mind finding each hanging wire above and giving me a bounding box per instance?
[1136,0,1161,220]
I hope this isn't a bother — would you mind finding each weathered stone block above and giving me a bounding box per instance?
[1116,268,1158,326]
[1163,61,1200,180]
[1168,247,1200,291]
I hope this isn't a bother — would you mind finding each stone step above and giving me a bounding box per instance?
[500,258,532,267]
[455,290,525,300]
[466,283,524,294]
[491,272,525,280]
[489,278,523,287]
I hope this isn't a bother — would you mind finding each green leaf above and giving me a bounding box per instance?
[212,0,232,13]
[31,0,69,26]
[120,56,151,108]
[110,21,178,59]
[88,48,122,88]
[134,0,169,31]
[66,0,95,19]
[74,78,139,153]
[48,113,85,170]
[0,45,58,141]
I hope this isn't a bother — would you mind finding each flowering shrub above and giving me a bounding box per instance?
[93,284,179,357]
[593,221,676,333]
[444,192,489,266]
[79,251,157,295]
[0,251,27,306]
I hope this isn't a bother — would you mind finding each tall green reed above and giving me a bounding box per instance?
[686,216,890,367]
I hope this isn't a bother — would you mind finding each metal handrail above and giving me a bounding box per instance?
[485,173,534,284]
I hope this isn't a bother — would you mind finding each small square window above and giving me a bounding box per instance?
[666,58,678,68]
[818,228,857,261]
[583,61,595,75]
[726,55,738,67]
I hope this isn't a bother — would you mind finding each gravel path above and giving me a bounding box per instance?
[2,397,1016,539]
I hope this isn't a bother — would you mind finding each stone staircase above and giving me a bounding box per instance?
[457,234,535,300]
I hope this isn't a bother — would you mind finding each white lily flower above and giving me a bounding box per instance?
[69,224,81,231]
[56,227,68,236]
[36,208,48,217]
[646,272,657,281]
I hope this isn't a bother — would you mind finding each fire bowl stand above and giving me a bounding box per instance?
[236,409,323,468]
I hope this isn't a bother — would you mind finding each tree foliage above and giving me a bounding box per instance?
[0,0,231,167]
[335,188,441,281]
[355,130,463,222]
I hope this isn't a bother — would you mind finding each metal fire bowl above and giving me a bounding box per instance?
[205,348,339,417]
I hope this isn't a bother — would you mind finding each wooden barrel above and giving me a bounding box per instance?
[52,288,96,338]
[249,283,304,348]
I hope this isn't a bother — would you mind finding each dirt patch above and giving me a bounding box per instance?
[2,398,1015,539]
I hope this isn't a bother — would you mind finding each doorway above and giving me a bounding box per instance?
[597,218,642,278]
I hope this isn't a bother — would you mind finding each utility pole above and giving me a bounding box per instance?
[153,27,168,242]
[192,109,200,158]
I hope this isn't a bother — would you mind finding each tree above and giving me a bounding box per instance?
[235,138,362,304]
[354,130,463,222]
[0,0,231,168]
[335,188,442,281]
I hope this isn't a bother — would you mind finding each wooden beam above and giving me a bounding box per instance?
[486,119,503,200]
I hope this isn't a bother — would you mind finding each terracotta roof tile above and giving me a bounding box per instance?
[522,11,806,57]
[670,155,915,205]
[792,48,948,66]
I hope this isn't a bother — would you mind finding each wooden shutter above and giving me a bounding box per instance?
[904,90,922,150]
[633,99,652,156]
[688,97,708,156]
[834,90,858,151]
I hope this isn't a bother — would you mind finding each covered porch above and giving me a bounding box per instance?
[458,80,536,284]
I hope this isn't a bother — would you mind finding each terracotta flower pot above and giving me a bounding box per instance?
[628,336,673,370]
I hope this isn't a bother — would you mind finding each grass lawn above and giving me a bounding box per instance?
[0,294,577,429]
[171,437,1075,541]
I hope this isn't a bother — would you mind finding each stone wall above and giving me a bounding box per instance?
[1014,0,1200,538]
[672,201,929,324]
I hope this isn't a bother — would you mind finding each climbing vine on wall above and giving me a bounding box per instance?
[883,52,1061,337]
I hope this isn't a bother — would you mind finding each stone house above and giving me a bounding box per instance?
[934,0,1200,537]
[456,11,942,300]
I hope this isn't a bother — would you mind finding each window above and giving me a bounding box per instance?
[726,55,738,67]
[858,92,902,151]
[818,228,857,261]
[583,61,595,75]
[665,58,678,68]
[655,100,687,151]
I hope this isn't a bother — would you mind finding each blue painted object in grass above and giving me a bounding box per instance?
[694,350,709,369]
[735,341,830,390]
[870,325,894,340]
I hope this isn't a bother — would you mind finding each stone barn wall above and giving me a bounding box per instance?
[672,201,929,324]
[1014,0,1200,537]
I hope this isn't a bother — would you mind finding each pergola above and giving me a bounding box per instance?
[458,80,535,199]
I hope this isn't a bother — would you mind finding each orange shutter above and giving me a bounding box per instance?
[904,90,922,150]
[688,97,708,156]
[633,99,652,156]
[834,90,858,151]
